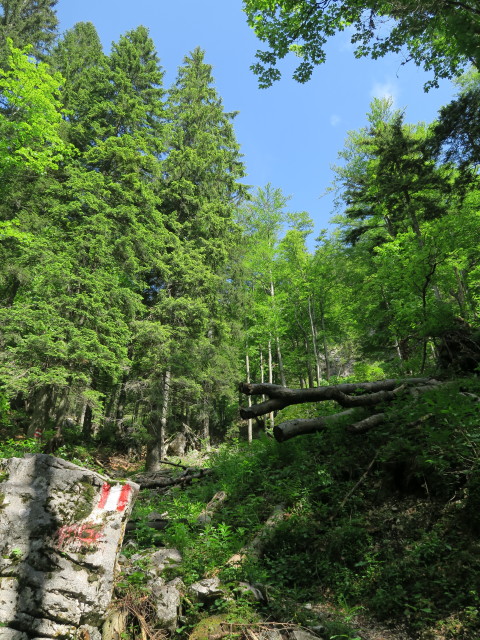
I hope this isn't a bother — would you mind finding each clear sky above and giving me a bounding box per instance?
[56,0,457,243]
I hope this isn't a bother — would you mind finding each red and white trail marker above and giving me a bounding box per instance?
[55,482,133,550]
[97,483,132,512]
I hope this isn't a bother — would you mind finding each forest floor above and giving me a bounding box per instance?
[4,376,479,639]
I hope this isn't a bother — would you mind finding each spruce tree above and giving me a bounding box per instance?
[50,22,111,150]
[0,28,169,442]
[0,0,58,63]
[141,48,246,467]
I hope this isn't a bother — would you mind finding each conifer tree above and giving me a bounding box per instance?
[142,48,246,467]
[0,28,169,441]
[50,22,110,150]
[0,0,58,63]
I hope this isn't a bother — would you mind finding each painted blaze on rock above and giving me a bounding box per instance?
[0,454,138,640]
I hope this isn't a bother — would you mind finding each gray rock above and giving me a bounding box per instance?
[151,577,183,632]
[0,454,138,638]
[188,576,223,601]
[151,547,182,574]
[258,631,284,640]
[291,629,323,640]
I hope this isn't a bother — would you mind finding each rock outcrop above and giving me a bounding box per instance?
[0,454,138,639]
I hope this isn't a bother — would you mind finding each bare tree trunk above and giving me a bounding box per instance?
[202,386,211,449]
[246,352,253,443]
[319,304,331,381]
[270,279,286,387]
[268,338,274,429]
[82,405,93,438]
[146,370,171,472]
[78,401,87,431]
[308,297,322,385]
[53,389,70,440]
[27,386,52,437]
[276,335,286,387]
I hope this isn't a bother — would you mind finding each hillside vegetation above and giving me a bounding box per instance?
[1,1,480,638]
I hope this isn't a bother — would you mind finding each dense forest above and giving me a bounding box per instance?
[1,1,480,638]
[0,0,478,457]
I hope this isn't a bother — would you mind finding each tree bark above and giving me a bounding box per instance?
[239,378,432,419]
[268,338,274,429]
[240,378,440,442]
[273,410,356,442]
[308,297,322,384]
[246,351,253,443]
[146,369,171,472]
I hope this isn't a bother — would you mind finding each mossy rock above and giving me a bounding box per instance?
[189,615,239,640]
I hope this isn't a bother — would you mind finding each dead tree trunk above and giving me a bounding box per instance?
[240,378,440,442]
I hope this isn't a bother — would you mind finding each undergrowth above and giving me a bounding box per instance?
[126,377,480,639]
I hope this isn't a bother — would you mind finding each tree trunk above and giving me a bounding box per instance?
[145,369,171,472]
[308,297,322,384]
[246,352,253,443]
[27,386,52,437]
[319,303,331,381]
[53,388,70,440]
[240,378,445,442]
[276,335,286,387]
[202,384,211,449]
[240,378,435,418]
[268,338,274,429]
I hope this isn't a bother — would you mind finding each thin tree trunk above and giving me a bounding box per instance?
[268,338,274,429]
[269,278,286,388]
[453,266,468,317]
[202,385,211,449]
[319,303,331,381]
[308,297,322,385]
[146,370,171,472]
[276,335,286,387]
[246,352,253,443]
[78,401,88,431]
[304,339,314,388]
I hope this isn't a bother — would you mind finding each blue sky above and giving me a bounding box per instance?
[56,0,457,243]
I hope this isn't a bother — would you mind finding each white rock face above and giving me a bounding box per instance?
[0,454,139,639]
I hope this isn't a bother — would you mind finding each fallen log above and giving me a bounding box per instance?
[240,378,445,442]
[272,409,355,442]
[239,378,435,419]
[135,468,212,489]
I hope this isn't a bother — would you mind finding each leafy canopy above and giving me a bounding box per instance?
[243,0,480,88]
[0,39,70,174]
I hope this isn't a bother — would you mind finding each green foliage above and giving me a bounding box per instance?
[243,0,479,88]
[128,378,480,637]
[0,0,58,62]
[0,436,39,458]
[0,39,70,175]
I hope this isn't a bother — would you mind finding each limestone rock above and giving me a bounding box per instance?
[0,454,138,638]
[151,547,182,574]
[237,581,265,601]
[188,577,223,602]
[151,577,183,632]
